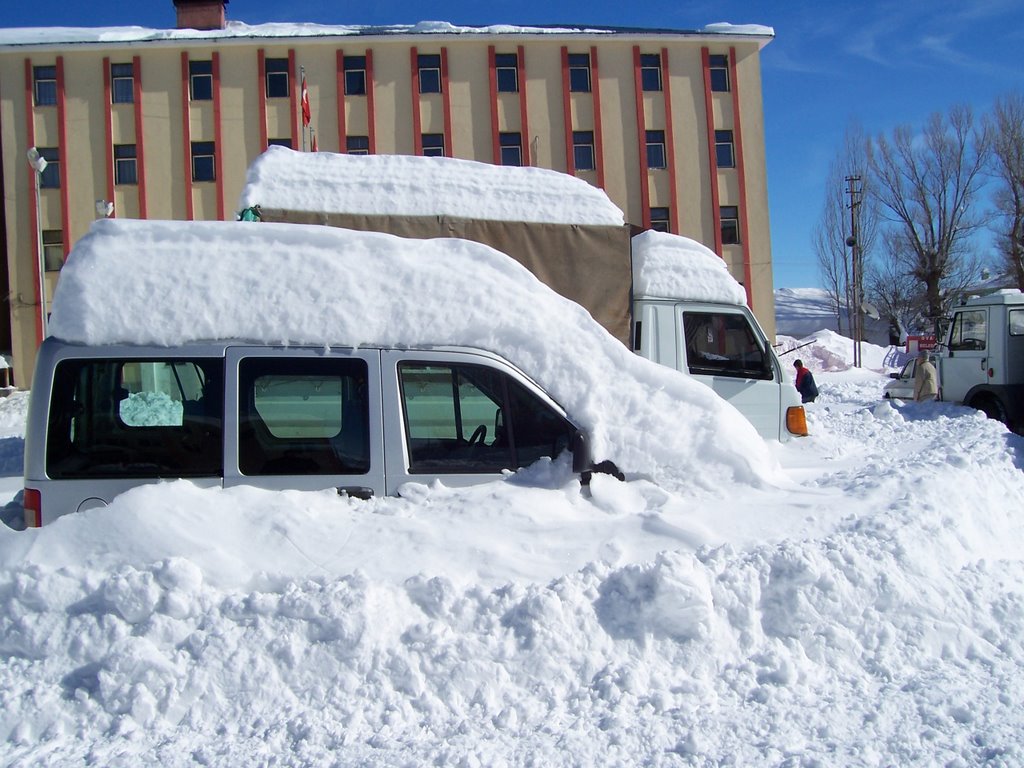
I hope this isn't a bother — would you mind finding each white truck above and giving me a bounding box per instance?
[240,147,806,442]
[934,290,1024,433]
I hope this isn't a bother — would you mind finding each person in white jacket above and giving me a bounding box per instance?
[913,349,938,402]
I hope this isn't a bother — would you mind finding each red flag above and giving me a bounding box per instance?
[301,74,311,127]
[311,130,318,153]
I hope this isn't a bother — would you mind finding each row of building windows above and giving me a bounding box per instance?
[31,128,736,189]
[32,51,732,107]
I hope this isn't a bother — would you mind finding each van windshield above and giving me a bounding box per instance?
[47,358,224,479]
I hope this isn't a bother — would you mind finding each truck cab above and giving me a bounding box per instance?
[936,290,1024,433]
[633,297,805,442]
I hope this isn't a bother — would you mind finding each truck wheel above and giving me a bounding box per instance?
[972,395,1009,426]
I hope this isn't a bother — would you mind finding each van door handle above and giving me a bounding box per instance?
[337,486,374,500]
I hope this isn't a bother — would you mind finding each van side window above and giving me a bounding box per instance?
[238,357,370,475]
[682,311,772,379]
[949,310,987,351]
[46,358,224,479]
[399,363,574,473]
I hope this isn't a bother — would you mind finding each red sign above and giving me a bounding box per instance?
[906,335,937,353]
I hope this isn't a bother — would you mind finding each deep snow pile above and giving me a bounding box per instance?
[47,218,774,493]
[239,146,625,226]
[2,348,1024,765]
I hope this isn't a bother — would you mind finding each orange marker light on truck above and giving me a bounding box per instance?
[23,488,42,528]
[786,406,808,437]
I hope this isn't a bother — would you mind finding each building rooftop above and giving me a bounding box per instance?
[0,20,774,49]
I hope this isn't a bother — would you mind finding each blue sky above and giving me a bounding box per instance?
[5,0,1023,288]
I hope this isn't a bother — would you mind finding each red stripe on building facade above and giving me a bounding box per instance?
[257,49,268,150]
[23,58,43,343]
[661,48,679,234]
[701,47,722,256]
[133,55,148,218]
[288,49,298,148]
[410,47,422,155]
[631,46,651,230]
[102,57,116,212]
[55,58,70,254]
[591,46,606,191]
[336,49,346,151]
[487,46,499,165]
[559,47,574,174]
[441,48,453,157]
[212,52,225,220]
[728,46,754,307]
[366,50,377,153]
[180,52,194,220]
[517,45,529,166]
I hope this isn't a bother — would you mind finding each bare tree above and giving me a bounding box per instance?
[867,105,991,330]
[989,92,1024,291]
[814,124,880,334]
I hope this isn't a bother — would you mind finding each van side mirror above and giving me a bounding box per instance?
[571,429,592,474]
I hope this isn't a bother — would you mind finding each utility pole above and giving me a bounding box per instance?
[845,175,863,368]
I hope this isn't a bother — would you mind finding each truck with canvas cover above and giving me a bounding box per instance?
[239,147,806,442]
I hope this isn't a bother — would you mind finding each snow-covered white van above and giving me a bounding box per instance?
[24,341,589,526]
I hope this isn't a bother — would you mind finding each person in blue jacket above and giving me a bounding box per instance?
[793,359,818,403]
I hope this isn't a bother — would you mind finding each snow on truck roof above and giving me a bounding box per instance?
[48,218,776,494]
[631,230,747,306]
[239,146,625,227]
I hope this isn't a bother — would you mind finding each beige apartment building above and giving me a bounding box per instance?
[0,0,776,386]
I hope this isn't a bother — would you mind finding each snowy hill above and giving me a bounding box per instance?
[776,286,893,346]
[2,328,1024,764]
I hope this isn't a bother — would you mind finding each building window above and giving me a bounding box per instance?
[191,141,216,182]
[114,144,138,185]
[499,132,523,166]
[495,53,518,93]
[640,53,662,92]
[572,131,595,172]
[42,230,64,272]
[37,147,60,188]
[650,207,670,233]
[422,133,445,157]
[344,56,367,96]
[268,138,292,149]
[189,60,213,101]
[715,130,735,168]
[709,54,730,92]
[111,63,134,104]
[418,54,441,94]
[265,57,289,98]
[568,53,591,93]
[33,65,57,106]
[347,135,369,154]
[646,130,666,170]
[721,205,740,244]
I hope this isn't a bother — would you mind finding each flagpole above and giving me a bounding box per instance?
[300,66,307,152]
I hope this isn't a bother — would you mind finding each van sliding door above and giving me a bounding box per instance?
[224,347,385,497]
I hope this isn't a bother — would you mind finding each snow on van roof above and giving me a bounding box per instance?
[238,146,625,226]
[48,218,775,492]
[631,230,747,305]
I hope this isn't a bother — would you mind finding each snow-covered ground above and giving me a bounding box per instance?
[2,331,1023,765]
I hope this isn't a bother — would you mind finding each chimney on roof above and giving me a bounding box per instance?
[173,0,228,30]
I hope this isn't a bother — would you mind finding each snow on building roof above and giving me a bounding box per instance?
[47,218,775,492]
[239,146,625,226]
[631,230,747,305]
[0,20,773,47]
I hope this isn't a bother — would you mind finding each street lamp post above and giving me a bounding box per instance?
[26,147,49,340]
